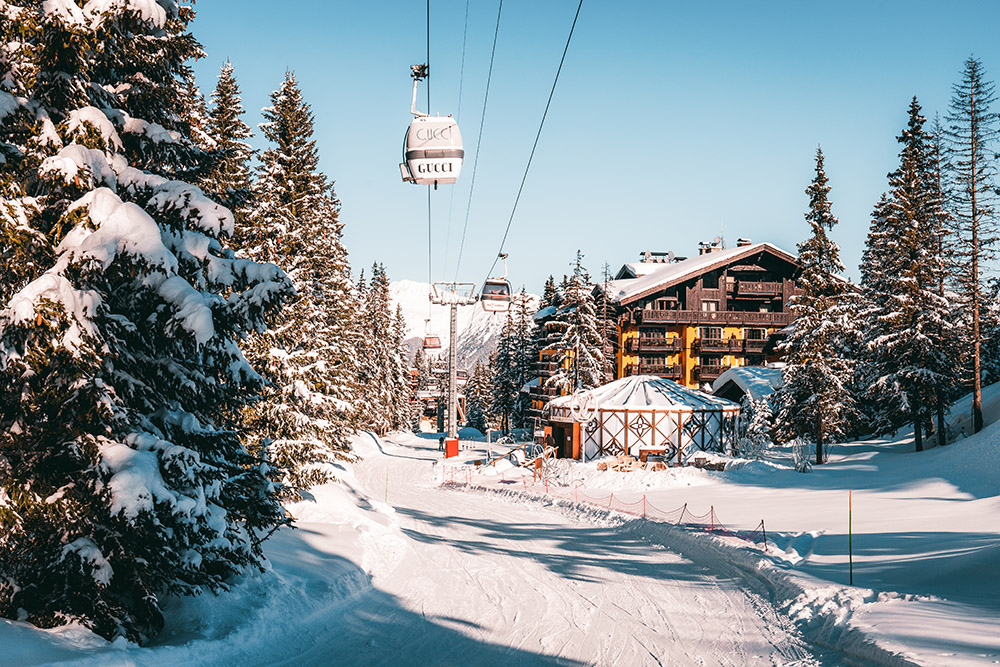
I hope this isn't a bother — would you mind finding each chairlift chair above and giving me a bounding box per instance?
[400,64,464,187]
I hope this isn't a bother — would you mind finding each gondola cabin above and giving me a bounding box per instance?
[423,335,442,350]
[480,279,512,312]
[400,116,464,186]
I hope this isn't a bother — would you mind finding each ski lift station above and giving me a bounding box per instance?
[546,375,739,463]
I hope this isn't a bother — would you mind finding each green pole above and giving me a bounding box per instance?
[849,489,853,586]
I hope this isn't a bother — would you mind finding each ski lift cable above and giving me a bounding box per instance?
[425,0,433,323]
[482,0,584,285]
[443,0,471,271]
[453,0,503,282]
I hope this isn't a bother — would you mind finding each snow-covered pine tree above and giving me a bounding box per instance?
[945,56,999,434]
[509,288,540,429]
[597,262,617,384]
[491,311,517,433]
[544,251,606,393]
[391,305,413,431]
[861,98,954,451]
[237,71,356,497]
[178,70,213,152]
[737,394,773,460]
[773,148,860,465]
[354,264,405,435]
[0,1,292,643]
[541,275,559,309]
[464,361,490,433]
[857,193,906,434]
[203,61,253,226]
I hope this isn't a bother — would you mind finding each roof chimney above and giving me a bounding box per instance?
[736,237,752,247]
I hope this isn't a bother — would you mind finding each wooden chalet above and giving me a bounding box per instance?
[601,239,802,389]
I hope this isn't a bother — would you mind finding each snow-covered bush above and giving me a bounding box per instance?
[737,395,773,460]
[791,437,814,473]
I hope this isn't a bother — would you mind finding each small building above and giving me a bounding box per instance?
[546,375,739,463]
[712,365,783,404]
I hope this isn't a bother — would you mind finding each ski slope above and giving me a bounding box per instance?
[6,401,1000,665]
[3,433,832,666]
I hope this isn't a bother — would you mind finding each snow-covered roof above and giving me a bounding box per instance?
[712,366,783,400]
[549,375,738,412]
[605,243,798,305]
[616,261,665,280]
[533,305,557,321]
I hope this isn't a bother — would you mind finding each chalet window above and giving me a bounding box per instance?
[745,327,766,340]
[699,326,722,340]
[703,270,720,289]
[702,300,719,312]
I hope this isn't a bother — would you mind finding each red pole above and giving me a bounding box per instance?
[609,492,614,508]
[711,505,715,534]
[761,520,767,553]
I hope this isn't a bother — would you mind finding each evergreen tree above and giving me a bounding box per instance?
[178,70,213,151]
[774,148,859,465]
[544,251,606,393]
[945,56,999,434]
[509,289,539,429]
[0,1,292,643]
[203,61,254,225]
[354,265,409,434]
[541,275,559,309]
[238,72,357,497]
[861,98,954,451]
[464,361,491,433]
[491,309,518,433]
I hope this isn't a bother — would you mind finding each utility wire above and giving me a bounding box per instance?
[454,0,503,281]
[443,0,471,272]
[482,0,584,285]
[426,0,433,321]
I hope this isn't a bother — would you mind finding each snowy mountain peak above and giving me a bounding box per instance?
[390,279,539,368]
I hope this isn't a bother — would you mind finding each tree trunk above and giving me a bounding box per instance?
[937,396,947,447]
[816,411,824,465]
[914,394,923,452]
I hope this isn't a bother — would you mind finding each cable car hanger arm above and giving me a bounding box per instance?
[411,64,429,117]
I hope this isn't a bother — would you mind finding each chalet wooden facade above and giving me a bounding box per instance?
[601,240,801,389]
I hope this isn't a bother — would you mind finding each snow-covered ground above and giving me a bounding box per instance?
[4,395,1000,665]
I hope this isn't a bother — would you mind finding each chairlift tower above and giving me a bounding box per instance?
[430,282,478,439]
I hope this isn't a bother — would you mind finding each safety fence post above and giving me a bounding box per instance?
[710,505,715,534]
[642,495,647,518]
[608,492,614,508]
[545,480,549,495]
[761,520,767,553]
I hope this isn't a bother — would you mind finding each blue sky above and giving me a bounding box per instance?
[191,1,1000,295]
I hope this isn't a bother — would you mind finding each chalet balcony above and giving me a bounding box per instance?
[636,309,794,327]
[693,364,730,381]
[745,338,767,353]
[626,337,682,353]
[634,362,682,380]
[734,281,783,297]
[535,360,560,373]
[528,385,560,400]
[693,337,743,354]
